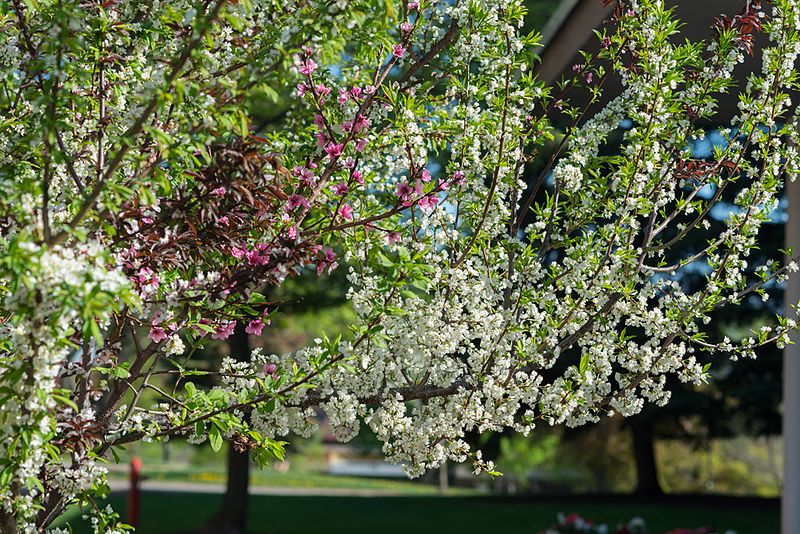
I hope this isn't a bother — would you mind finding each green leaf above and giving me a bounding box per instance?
[52,393,78,412]
[208,425,223,452]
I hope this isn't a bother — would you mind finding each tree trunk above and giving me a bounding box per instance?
[211,325,251,533]
[0,508,18,534]
[438,461,449,492]
[631,419,663,495]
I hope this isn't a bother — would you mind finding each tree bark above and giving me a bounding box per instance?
[0,508,18,534]
[211,325,251,533]
[631,419,664,495]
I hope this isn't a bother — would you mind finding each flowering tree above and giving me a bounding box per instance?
[1,0,799,531]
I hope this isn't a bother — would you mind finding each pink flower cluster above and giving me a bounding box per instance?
[316,247,338,275]
[339,203,354,220]
[185,309,270,342]
[211,321,236,340]
[245,309,271,336]
[131,267,159,292]
[298,58,317,76]
[263,362,278,379]
[293,163,317,187]
[231,242,274,267]
[297,50,372,159]
[148,314,177,343]
[286,193,311,212]
[392,167,464,213]
[341,114,370,135]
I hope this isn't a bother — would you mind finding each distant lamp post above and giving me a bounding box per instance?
[128,457,142,528]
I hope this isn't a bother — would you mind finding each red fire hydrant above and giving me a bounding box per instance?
[128,457,142,528]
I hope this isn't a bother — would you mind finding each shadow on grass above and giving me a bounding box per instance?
[55,492,779,534]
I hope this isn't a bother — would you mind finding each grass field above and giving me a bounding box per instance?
[106,466,471,495]
[54,492,779,534]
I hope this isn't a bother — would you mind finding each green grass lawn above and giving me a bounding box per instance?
[107,466,469,495]
[55,492,778,534]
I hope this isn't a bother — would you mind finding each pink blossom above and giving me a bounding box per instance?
[317,248,339,275]
[246,245,270,266]
[286,225,298,240]
[210,186,226,196]
[245,319,265,336]
[338,89,349,105]
[407,1,419,9]
[132,267,159,291]
[294,166,316,186]
[317,131,329,148]
[352,170,364,185]
[420,169,431,182]
[332,182,349,196]
[296,82,308,97]
[386,232,402,244]
[396,181,413,199]
[601,36,612,49]
[572,63,581,74]
[453,170,465,185]
[317,248,338,275]
[141,216,153,225]
[231,245,246,259]
[286,193,311,211]
[350,86,363,99]
[324,142,344,158]
[245,249,262,266]
[583,72,593,84]
[353,114,370,133]
[315,83,331,101]
[298,58,317,76]
[263,363,278,379]
[401,22,413,34]
[211,321,236,340]
[339,203,354,220]
[392,44,406,58]
[355,138,368,152]
[418,195,439,212]
[148,324,169,343]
